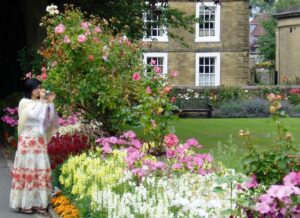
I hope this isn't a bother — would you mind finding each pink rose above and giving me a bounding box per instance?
[41,72,47,81]
[64,35,70,44]
[81,22,89,30]
[77,34,87,43]
[164,133,179,148]
[146,86,152,94]
[150,59,156,65]
[154,65,161,74]
[132,73,141,81]
[171,70,178,77]
[54,23,65,34]
[94,26,102,33]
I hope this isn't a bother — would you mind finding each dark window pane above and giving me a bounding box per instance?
[200,66,204,73]
[205,58,209,65]
[205,66,209,73]
[200,58,204,65]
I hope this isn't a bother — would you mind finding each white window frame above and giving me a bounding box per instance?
[195,53,220,86]
[143,3,168,42]
[195,2,220,42]
[143,52,168,75]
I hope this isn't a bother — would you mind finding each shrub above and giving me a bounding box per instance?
[242,94,300,186]
[216,98,269,118]
[40,5,176,144]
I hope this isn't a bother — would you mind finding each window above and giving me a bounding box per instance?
[195,53,220,86]
[143,3,168,42]
[143,53,168,75]
[195,2,220,42]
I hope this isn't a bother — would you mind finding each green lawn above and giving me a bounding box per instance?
[173,118,300,171]
[132,118,300,171]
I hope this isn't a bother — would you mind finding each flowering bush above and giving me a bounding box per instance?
[1,107,18,147]
[95,131,213,178]
[242,93,300,186]
[287,88,300,105]
[39,5,177,140]
[245,171,300,217]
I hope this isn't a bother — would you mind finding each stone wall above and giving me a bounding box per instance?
[276,16,300,83]
[145,0,250,86]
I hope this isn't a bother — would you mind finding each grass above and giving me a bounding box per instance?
[131,118,300,171]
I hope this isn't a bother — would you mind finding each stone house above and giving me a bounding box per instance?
[142,0,250,87]
[274,8,300,84]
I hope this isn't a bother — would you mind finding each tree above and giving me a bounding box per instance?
[252,0,300,61]
[62,0,218,41]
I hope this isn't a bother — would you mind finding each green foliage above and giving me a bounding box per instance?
[40,6,176,143]
[242,98,300,186]
[17,47,43,75]
[258,17,277,61]
[66,0,199,42]
[214,86,248,106]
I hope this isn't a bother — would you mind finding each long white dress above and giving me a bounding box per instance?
[10,98,58,210]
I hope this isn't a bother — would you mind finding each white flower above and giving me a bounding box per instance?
[46,4,59,15]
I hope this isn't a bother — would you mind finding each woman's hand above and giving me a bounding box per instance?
[47,93,56,103]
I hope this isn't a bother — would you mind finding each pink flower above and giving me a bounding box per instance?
[84,31,91,36]
[109,137,118,144]
[245,174,258,189]
[94,26,102,33]
[146,86,152,94]
[64,35,70,44]
[102,145,112,153]
[267,185,293,200]
[81,22,89,30]
[164,133,179,148]
[289,88,300,94]
[131,139,141,149]
[41,72,47,80]
[54,23,65,34]
[77,34,87,43]
[122,131,136,139]
[166,148,175,158]
[102,55,108,62]
[283,171,300,186]
[170,96,176,103]
[186,138,200,147]
[150,59,156,65]
[132,73,141,81]
[171,70,178,77]
[259,194,274,205]
[25,72,32,78]
[154,65,161,74]
[172,163,182,170]
[256,202,271,214]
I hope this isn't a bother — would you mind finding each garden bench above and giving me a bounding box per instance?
[173,97,213,118]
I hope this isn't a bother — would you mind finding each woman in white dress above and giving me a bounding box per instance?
[10,78,58,214]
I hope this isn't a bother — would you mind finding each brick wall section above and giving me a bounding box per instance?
[276,16,300,83]
[144,0,250,86]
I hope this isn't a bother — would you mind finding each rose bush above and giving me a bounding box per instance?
[39,5,177,144]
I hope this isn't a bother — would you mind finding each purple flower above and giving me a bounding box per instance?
[122,130,136,139]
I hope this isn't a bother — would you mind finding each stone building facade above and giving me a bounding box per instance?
[274,8,300,84]
[143,0,250,87]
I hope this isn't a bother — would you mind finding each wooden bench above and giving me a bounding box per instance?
[172,97,213,118]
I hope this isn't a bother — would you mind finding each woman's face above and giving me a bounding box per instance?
[31,85,42,99]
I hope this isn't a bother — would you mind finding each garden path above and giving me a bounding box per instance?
[0,147,45,218]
